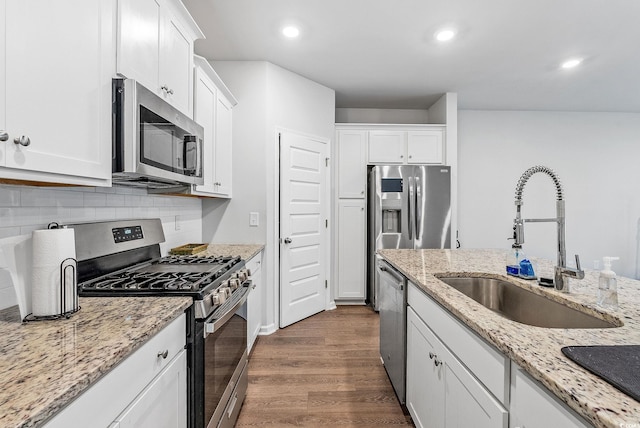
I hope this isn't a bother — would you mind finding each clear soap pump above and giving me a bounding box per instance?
[597,256,620,309]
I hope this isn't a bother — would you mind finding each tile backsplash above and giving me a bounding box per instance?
[0,183,203,310]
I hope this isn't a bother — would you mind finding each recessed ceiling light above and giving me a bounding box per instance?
[435,29,456,42]
[282,26,300,38]
[561,58,582,69]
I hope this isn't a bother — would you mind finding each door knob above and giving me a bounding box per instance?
[283,237,292,244]
[0,131,8,142]
[14,136,30,146]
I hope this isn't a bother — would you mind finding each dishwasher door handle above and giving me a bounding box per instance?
[378,261,405,288]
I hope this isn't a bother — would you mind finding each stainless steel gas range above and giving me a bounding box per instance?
[70,219,250,428]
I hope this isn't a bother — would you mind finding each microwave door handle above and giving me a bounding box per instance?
[183,135,196,174]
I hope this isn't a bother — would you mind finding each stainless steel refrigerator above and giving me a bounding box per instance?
[368,165,451,310]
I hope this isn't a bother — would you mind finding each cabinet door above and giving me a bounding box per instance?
[368,131,404,164]
[193,66,217,194]
[337,130,367,198]
[337,199,366,300]
[213,92,233,197]
[116,350,187,428]
[407,130,444,164]
[246,253,263,353]
[117,0,161,94]
[443,348,508,428]
[407,307,445,428]
[2,0,113,185]
[510,363,591,428]
[159,10,193,116]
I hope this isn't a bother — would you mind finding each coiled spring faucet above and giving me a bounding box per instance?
[513,165,584,292]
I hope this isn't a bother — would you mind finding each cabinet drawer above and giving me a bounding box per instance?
[245,252,262,276]
[408,283,509,404]
[44,314,186,428]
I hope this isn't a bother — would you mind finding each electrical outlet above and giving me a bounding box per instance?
[249,212,259,227]
[175,215,181,231]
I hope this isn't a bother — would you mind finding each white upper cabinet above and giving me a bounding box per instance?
[190,56,237,198]
[336,130,367,198]
[117,0,203,117]
[368,127,445,165]
[407,130,444,164]
[368,130,405,164]
[0,0,115,186]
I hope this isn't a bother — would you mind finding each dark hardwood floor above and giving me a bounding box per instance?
[236,306,414,427]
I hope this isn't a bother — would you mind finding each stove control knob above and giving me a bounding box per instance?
[217,291,226,304]
[229,278,240,290]
[237,270,248,282]
[211,293,221,306]
[244,268,252,277]
[220,287,232,298]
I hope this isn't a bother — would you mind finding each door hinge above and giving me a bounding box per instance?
[325,219,328,228]
[325,280,328,289]
[325,157,330,167]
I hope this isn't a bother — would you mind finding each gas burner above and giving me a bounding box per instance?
[84,270,216,292]
[159,255,237,265]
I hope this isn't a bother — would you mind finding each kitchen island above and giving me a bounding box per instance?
[379,248,640,428]
[0,296,192,428]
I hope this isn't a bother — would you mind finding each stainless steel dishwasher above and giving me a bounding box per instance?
[378,259,407,404]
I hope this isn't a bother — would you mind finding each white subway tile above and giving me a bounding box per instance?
[95,207,117,220]
[66,207,97,223]
[116,207,133,218]
[0,187,21,207]
[84,192,107,207]
[0,226,21,238]
[106,194,125,206]
[124,195,142,206]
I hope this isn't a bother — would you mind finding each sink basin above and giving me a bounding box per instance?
[438,276,620,329]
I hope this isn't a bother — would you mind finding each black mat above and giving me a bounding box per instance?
[561,345,640,402]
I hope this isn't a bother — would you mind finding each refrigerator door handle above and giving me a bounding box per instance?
[407,176,413,240]
[415,173,421,239]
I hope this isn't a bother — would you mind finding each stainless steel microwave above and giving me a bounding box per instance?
[112,79,204,189]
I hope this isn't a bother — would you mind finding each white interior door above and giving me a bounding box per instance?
[279,131,328,328]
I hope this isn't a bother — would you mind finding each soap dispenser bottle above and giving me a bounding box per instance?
[506,244,522,277]
[597,256,620,309]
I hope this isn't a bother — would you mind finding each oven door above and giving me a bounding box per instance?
[195,286,250,428]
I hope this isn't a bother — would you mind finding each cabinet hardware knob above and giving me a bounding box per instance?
[283,237,292,244]
[13,136,30,146]
[0,131,8,142]
[157,349,169,359]
[400,155,403,158]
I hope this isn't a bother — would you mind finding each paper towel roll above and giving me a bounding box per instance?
[31,229,77,316]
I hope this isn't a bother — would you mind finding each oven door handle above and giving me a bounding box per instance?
[203,283,251,338]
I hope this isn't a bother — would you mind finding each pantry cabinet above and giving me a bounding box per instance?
[190,56,237,198]
[0,0,114,186]
[44,315,187,428]
[336,199,366,301]
[336,130,367,198]
[117,0,203,117]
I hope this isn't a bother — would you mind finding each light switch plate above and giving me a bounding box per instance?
[249,212,259,227]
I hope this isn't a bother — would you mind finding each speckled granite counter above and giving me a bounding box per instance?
[379,248,640,428]
[202,244,264,261]
[0,296,192,428]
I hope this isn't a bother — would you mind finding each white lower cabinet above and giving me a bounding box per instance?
[407,307,508,428]
[44,315,186,428]
[509,362,591,428]
[336,199,366,301]
[246,251,263,353]
[115,349,187,428]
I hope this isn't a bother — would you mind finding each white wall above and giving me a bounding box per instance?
[203,61,335,333]
[0,184,202,310]
[458,110,640,279]
[336,108,429,124]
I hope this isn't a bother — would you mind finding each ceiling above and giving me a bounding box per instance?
[182,0,640,112]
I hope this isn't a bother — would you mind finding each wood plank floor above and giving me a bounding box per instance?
[236,306,414,427]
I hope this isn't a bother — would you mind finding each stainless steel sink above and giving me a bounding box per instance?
[438,276,620,329]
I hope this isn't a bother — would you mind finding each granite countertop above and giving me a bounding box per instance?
[0,296,192,428]
[202,243,264,261]
[379,248,640,428]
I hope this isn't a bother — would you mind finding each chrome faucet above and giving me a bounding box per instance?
[512,165,584,292]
